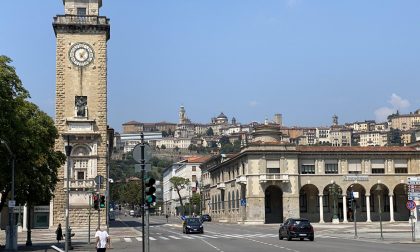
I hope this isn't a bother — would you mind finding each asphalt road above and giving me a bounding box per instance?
[107,214,418,252]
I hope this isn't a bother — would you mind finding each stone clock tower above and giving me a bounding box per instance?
[52,0,110,228]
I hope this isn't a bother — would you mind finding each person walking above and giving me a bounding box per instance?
[95,227,110,252]
[165,214,169,223]
[55,223,63,244]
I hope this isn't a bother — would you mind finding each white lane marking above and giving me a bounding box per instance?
[201,234,218,238]
[136,237,142,241]
[168,235,181,240]
[200,238,222,252]
[160,236,170,240]
[124,238,132,242]
[182,235,194,239]
[149,237,157,241]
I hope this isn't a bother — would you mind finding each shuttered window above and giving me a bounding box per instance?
[348,160,362,174]
[267,160,280,174]
[371,159,385,174]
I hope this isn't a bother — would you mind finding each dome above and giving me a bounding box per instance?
[217,112,227,119]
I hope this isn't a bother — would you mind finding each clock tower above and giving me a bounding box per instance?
[52,0,110,228]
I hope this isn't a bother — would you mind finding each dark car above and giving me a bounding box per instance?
[183,217,204,234]
[279,218,314,241]
[201,214,212,222]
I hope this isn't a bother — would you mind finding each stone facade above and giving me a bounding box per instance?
[203,126,420,224]
[52,0,110,228]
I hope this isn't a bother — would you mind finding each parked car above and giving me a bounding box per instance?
[109,211,116,221]
[133,210,141,217]
[129,210,135,216]
[279,218,314,241]
[201,214,212,222]
[183,217,204,234]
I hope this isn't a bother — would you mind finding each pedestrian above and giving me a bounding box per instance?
[165,214,169,223]
[95,227,110,252]
[56,223,63,244]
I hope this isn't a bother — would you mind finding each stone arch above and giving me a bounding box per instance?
[345,184,367,222]
[369,183,390,221]
[322,183,343,222]
[299,184,319,222]
[393,183,409,221]
[71,144,91,156]
[264,185,283,223]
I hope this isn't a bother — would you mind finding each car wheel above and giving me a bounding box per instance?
[300,238,304,241]
[287,233,292,241]
[279,234,283,240]
[309,236,314,241]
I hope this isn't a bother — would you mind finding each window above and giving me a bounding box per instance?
[325,162,338,174]
[77,171,84,180]
[236,190,240,208]
[300,160,315,174]
[192,175,197,182]
[192,166,196,171]
[74,159,88,169]
[395,159,408,174]
[266,160,280,174]
[299,193,307,212]
[348,160,362,174]
[77,7,87,16]
[228,192,231,209]
[371,159,385,174]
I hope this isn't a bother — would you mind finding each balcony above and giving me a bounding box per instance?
[53,15,110,40]
[217,182,226,190]
[259,174,289,183]
[236,175,247,185]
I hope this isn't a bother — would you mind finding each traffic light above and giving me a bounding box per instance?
[93,194,99,210]
[100,194,106,208]
[118,204,122,211]
[145,178,156,206]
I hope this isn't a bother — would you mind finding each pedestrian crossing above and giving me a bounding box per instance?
[115,233,339,243]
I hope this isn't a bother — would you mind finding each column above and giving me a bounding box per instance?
[23,204,28,232]
[49,200,54,228]
[389,194,394,222]
[366,194,371,222]
[319,195,324,223]
[342,195,348,223]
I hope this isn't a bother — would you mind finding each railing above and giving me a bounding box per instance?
[259,174,289,183]
[53,15,110,26]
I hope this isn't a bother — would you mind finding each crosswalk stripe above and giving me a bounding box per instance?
[149,237,157,241]
[182,236,194,239]
[136,237,142,241]
[201,235,218,238]
[124,238,132,242]
[169,236,181,240]
[160,236,170,240]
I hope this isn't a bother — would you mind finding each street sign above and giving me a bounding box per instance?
[240,199,246,206]
[133,143,152,163]
[406,200,416,210]
[8,200,15,208]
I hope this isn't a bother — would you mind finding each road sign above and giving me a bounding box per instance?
[8,200,15,208]
[240,199,246,206]
[133,143,152,163]
[406,200,416,210]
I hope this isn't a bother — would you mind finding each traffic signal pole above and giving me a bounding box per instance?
[140,133,145,252]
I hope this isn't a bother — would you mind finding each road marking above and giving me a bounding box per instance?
[168,235,181,240]
[182,235,194,239]
[160,236,170,240]
[123,238,132,242]
[149,237,157,240]
[200,237,223,252]
[136,237,142,241]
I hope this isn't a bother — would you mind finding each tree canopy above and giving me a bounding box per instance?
[0,55,66,212]
[169,176,190,213]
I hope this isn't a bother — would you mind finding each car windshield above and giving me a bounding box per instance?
[186,218,201,224]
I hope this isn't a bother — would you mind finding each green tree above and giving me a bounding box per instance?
[0,55,66,213]
[169,176,190,214]
[206,127,214,136]
[161,144,166,149]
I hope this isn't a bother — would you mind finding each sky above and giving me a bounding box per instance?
[1,1,420,132]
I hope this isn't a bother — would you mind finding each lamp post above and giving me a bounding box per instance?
[1,139,17,251]
[64,136,73,251]
[329,181,339,223]
[350,185,358,239]
[375,184,384,240]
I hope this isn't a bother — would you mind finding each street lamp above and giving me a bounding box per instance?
[374,184,384,240]
[1,139,17,251]
[329,181,340,223]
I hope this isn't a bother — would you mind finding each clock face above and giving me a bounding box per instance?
[69,42,94,67]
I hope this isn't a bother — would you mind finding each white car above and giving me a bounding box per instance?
[129,210,135,216]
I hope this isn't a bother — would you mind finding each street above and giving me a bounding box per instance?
[106,213,418,252]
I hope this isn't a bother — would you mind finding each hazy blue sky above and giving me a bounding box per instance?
[1,1,419,132]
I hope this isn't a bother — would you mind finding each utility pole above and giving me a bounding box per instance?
[141,132,145,252]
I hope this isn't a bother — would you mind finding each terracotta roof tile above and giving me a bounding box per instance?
[297,146,417,152]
